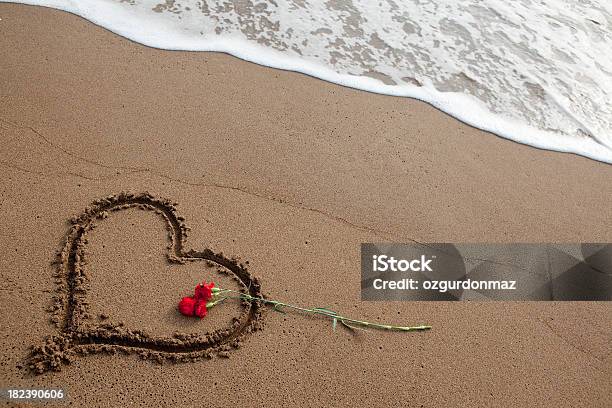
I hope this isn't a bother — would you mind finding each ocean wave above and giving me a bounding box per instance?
[4,0,612,163]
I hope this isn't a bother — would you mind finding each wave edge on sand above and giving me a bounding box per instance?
[2,0,612,164]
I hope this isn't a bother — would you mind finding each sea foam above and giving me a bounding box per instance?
[3,0,612,163]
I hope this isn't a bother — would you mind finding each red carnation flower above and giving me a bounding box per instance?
[194,301,207,318]
[178,296,196,317]
[194,281,215,302]
[178,280,431,332]
[178,282,215,318]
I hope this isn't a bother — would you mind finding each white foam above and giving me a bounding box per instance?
[3,0,612,163]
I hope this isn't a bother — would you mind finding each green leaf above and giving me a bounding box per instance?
[312,307,337,315]
[332,318,337,332]
[340,320,368,332]
[273,304,286,314]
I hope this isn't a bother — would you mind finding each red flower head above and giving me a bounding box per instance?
[179,281,215,318]
[194,281,215,302]
[178,296,196,317]
[194,301,207,318]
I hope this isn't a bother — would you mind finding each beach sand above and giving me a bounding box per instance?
[0,4,610,407]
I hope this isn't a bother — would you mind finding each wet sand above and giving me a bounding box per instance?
[0,4,610,407]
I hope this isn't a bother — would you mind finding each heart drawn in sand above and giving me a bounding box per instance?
[28,192,264,373]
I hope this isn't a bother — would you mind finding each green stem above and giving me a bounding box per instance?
[210,288,431,332]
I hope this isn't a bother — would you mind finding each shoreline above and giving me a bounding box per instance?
[1,4,611,407]
[3,1,611,163]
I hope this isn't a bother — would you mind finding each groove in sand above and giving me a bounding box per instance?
[28,192,265,374]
